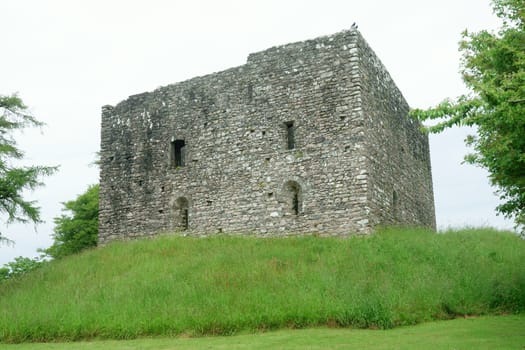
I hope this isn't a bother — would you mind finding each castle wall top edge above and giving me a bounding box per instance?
[105,28,361,111]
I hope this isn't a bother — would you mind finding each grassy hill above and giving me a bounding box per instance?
[0,227,524,343]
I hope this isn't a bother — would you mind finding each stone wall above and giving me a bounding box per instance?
[99,29,435,243]
[355,33,436,228]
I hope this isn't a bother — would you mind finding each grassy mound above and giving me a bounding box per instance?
[0,228,524,342]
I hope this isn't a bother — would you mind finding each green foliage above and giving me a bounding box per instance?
[0,256,45,282]
[410,0,525,233]
[0,93,57,243]
[44,184,99,259]
[0,228,523,343]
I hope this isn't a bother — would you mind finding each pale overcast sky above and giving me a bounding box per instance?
[0,0,514,264]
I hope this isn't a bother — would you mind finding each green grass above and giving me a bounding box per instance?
[0,228,524,343]
[1,315,523,349]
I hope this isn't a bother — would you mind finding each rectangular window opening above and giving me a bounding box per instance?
[285,121,295,150]
[171,139,186,167]
[182,209,189,230]
[292,192,299,215]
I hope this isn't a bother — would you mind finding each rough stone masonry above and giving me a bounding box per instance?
[99,28,436,243]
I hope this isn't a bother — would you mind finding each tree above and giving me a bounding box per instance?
[44,184,99,258]
[0,94,57,243]
[410,0,525,234]
[0,255,45,282]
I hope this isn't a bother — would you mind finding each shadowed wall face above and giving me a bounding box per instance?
[99,29,435,243]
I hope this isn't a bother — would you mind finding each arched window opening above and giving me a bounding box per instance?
[284,180,302,216]
[175,197,189,230]
[292,191,299,215]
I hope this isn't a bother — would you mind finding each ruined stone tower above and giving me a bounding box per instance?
[99,29,435,243]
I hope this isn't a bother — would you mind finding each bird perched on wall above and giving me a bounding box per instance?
[351,22,358,29]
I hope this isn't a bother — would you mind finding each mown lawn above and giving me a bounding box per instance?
[1,315,523,349]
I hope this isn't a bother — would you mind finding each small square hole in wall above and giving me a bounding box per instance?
[345,145,350,152]
[138,180,143,187]
[207,200,213,206]
[265,157,271,162]
[250,129,255,133]
[262,131,266,136]
[340,115,346,121]
[268,192,274,197]
[158,209,164,214]
[218,228,223,233]
[161,186,165,192]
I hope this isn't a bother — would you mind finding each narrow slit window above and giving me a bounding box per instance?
[284,180,302,216]
[285,121,295,150]
[171,139,186,167]
[182,208,189,230]
[175,197,189,231]
[292,191,299,215]
[247,83,253,102]
[393,190,400,221]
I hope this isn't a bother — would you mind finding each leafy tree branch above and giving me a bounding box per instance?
[0,93,58,243]
[410,0,524,233]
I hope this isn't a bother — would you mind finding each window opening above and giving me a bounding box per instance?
[393,190,399,221]
[292,192,299,215]
[284,180,302,216]
[175,197,189,231]
[182,208,189,230]
[285,121,295,150]
[171,139,186,167]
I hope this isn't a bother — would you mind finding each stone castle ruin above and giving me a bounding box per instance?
[99,29,435,243]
